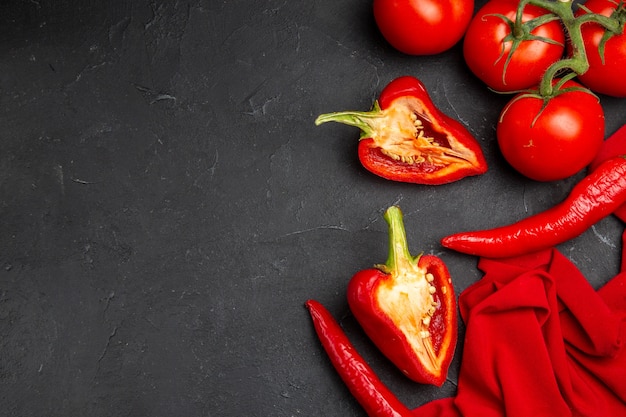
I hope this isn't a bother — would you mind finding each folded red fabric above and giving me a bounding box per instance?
[413,248,626,417]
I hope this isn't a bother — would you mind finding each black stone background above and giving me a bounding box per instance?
[1,1,624,416]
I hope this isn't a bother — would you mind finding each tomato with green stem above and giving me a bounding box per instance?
[373,0,474,55]
[496,79,604,182]
[575,0,626,97]
[463,0,566,92]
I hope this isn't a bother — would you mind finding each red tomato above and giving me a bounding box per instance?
[496,80,605,182]
[463,0,565,92]
[576,0,626,97]
[373,0,474,55]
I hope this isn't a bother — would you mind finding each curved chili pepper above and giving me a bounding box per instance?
[315,76,487,185]
[589,125,626,273]
[590,124,626,222]
[348,206,457,386]
[304,299,414,417]
[441,156,626,258]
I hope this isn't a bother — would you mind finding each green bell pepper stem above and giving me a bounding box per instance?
[314,102,383,140]
[378,206,420,275]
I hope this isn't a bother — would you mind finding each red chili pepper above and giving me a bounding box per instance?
[315,76,487,185]
[589,124,626,222]
[589,125,626,273]
[305,299,414,417]
[348,206,457,386]
[441,156,626,258]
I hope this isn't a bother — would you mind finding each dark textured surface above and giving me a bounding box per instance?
[1,1,624,415]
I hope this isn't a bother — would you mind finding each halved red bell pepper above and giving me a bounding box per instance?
[348,206,458,386]
[315,76,487,185]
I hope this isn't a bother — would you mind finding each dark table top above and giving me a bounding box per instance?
[2,1,624,415]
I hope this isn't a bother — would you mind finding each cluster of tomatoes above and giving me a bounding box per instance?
[373,0,626,182]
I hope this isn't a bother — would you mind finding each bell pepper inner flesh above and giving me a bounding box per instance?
[316,96,476,168]
[370,97,470,166]
[376,267,441,370]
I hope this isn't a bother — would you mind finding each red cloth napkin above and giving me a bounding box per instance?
[410,125,626,416]
[412,248,626,417]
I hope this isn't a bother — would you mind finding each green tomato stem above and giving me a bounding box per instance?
[519,0,626,97]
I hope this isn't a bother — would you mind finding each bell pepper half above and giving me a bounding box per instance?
[348,206,458,386]
[315,76,487,185]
